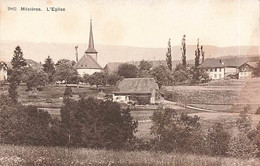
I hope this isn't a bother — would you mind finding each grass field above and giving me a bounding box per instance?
[0,145,259,166]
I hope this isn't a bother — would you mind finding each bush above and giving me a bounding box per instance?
[151,109,201,153]
[0,103,52,145]
[137,96,150,105]
[206,122,231,156]
[228,132,258,159]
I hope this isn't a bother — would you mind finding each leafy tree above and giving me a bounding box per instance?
[181,35,186,70]
[255,122,260,157]
[150,65,173,88]
[26,69,48,91]
[87,72,106,88]
[166,38,172,71]
[60,98,138,149]
[151,109,201,153]
[106,74,122,86]
[173,70,189,84]
[8,46,27,103]
[43,56,56,83]
[228,132,258,159]
[55,59,79,83]
[206,122,230,156]
[139,60,152,71]
[117,63,138,78]
[254,60,260,77]
[63,86,73,103]
[0,98,52,146]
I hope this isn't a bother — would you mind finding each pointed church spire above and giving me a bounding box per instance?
[86,19,97,53]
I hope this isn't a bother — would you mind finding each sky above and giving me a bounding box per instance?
[0,0,259,48]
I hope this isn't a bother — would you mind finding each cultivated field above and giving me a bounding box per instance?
[164,78,260,113]
[0,145,259,166]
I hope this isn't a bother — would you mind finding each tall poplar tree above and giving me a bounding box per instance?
[181,35,186,70]
[166,38,172,71]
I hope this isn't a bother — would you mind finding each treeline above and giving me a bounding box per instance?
[150,108,260,159]
[0,94,138,149]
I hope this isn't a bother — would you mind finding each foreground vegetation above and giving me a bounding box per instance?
[0,145,259,166]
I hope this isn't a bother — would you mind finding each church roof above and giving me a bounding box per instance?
[74,54,102,69]
[85,19,97,53]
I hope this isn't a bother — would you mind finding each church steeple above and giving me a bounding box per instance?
[86,19,98,54]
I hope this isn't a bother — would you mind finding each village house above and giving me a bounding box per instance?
[197,58,225,80]
[74,19,102,77]
[238,61,258,79]
[113,78,163,105]
[198,57,259,80]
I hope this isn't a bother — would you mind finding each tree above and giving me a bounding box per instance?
[26,69,48,91]
[151,109,201,153]
[63,86,73,103]
[254,60,260,77]
[55,59,79,83]
[11,46,27,70]
[194,39,201,81]
[206,122,230,156]
[228,132,258,159]
[43,56,56,83]
[87,72,106,88]
[173,70,189,84]
[117,63,138,78]
[139,59,152,71]
[8,46,27,103]
[60,98,138,149]
[106,74,122,86]
[201,46,205,63]
[150,65,173,88]
[166,38,172,71]
[181,35,186,70]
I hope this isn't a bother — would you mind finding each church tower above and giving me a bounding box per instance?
[85,19,98,62]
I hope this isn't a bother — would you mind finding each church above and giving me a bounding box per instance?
[74,19,103,77]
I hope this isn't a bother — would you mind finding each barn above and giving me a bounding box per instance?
[112,78,164,105]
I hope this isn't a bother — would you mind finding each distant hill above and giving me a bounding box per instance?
[0,40,259,67]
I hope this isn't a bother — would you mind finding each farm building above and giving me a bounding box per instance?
[198,57,259,80]
[74,19,102,76]
[113,78,164,105]
[198,58,225,80]
[238,62,258,79]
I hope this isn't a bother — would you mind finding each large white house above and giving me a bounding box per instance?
[198,58,225,80]
[198,57,259,80]
[74,19,102,77]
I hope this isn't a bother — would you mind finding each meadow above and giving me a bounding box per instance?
[0,145,259,166]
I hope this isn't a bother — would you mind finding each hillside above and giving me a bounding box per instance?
[0,40,259,67]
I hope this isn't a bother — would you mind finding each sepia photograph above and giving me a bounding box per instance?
[0,0,260,165]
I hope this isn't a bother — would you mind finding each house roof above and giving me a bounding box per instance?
[197,58,224,68]
[238,61,259,69]
[25,59,43,70]
[114,78,159,94]
[74,54,102,69]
